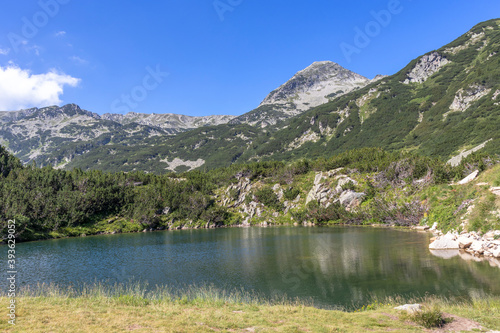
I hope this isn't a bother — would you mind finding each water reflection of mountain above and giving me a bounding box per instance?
[9,227,500,308]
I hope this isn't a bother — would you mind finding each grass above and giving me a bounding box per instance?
[399,305,444,328]
[1,283,499,332]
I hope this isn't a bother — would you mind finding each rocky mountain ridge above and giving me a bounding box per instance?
[100,112,235,131]
[0,19,499,173]
[260,61,371,114]
[230,61,372,127]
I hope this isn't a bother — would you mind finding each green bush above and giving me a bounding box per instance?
[283,187,300,201]
[254,187,283,211]
[401,306,444,329]
[341,180,356,191]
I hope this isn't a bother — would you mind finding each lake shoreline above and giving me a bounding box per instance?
[1,284,499,332]
[1,219,417,245]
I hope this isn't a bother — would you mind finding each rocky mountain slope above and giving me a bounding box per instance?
[1,19,499,173]
[100,112,235,131]
[0,61,373,171]
[0,104,235,168]
[230,61,371,127]
[250,18,500,163]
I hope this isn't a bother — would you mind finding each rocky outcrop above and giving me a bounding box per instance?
[444,31,486,55]
[403,52,450,84]
[338,190,365,209]
[457,231,500,258]
[306,172,333,205]
[448,84,491,113]
[371,75,387,82]
[287,129,321,150]
[429,230,500,259]
[222,177,252,207]
[304,171,365,210]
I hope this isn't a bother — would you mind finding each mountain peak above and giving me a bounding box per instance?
[259,61,370,114]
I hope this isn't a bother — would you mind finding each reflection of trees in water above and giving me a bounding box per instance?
[14,227,500,309]
[246,228,500,306]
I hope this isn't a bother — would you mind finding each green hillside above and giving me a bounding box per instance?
[59,19,500,172]
[0,20,498,174]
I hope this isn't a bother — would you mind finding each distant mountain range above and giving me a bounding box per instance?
[1,19,499,173]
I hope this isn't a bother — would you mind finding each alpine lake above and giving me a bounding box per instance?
[5,226,500,309]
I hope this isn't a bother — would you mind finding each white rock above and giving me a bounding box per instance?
[443,232,458,241]
[339,190,365,207]
[394,304,422,313]
[403,52,449,84]
[429,237,459,250]
[314,172,323,185]
[484,231,497,241]
[457,235,473,248]
[470,241,485,254]
[458,170,479,185]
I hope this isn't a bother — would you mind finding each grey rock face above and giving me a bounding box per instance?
[338,190,365,208]
[260,61,370,115]
[403,52,450,84]
[101,112,235,131]
[0,103,235,167]
[449,84,491,112]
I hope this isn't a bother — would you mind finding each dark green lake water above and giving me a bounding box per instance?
[5,227,500,308]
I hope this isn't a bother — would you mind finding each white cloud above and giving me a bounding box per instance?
[0,65,80,110]
[0,48,10,56]
[55,31,66,37]
[70,56,89,65]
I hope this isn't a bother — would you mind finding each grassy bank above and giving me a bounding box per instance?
[1,284,499,332]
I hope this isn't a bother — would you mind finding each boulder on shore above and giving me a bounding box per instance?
[429,233,459,250]
[457,235,474,248]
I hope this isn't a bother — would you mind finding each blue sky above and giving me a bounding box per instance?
[0,0,499,116]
